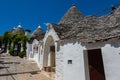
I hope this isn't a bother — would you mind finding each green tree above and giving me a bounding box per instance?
[0,36,3,48]
[2,31,28,57]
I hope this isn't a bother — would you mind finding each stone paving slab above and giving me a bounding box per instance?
[0,53,54,80]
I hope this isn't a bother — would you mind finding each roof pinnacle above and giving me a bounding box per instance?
[72,3,76,7]
[13,27,16,29]
[59,4,83,24]
[17,22,22,28]
[38,25,41,28]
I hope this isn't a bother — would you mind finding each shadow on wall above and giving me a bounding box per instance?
[57,38,120,51]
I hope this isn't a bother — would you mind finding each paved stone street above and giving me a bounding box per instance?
[0,53,53,80]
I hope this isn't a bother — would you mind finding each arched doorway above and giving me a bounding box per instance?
[43,36,56,72]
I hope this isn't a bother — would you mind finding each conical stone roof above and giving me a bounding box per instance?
[59,5,84,24]
[12,25,24,34]
[31,25,45,41]
[50,5,120,43]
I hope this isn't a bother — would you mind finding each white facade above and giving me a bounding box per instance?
[26,42,32,59]
[57,42,86,80]
[38,43,44,70]
[56,39,120,80]
[27,39,41,67]
[27,39,44,70]
[32,39,39,64]
[42,28,59,67]
[26,25,120,80]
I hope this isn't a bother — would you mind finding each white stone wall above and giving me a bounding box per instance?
[27,40,44,70]
[43,28,59,67]
[57,40,120,80]
[34,52,39,65]
[42,27,61,79]
[26,42,32,59]
[33,39,41,66]
[57,42,86,80]
[27,25,120,80]
[102,44,120,80]
[39,45,44,70]
[85,41,120,80]
[43,28,59,44]
[84,40,120,80]
[56,49,64,80]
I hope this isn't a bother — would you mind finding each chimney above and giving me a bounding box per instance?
[25,29,31,38]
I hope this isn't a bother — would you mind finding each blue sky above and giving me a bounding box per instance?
[0,0,120,36]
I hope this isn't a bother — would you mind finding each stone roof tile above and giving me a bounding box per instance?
[12,25,24,34]
[59,5,84,24]
[50,5,120,43]
[31,26,45,41]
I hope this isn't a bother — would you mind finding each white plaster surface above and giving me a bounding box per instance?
[84,41,120,80]
[43,28,59,67]
[26,42,32,59]
[26,26,120,80]
[39,45,44,70]
[58,42,86,80]
[57,41,120,80]
[102,44,120,80]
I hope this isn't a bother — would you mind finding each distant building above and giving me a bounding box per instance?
[1,24,31,55]
[10,25,29,56]
[11,25,25,35]
[27,25,45,66]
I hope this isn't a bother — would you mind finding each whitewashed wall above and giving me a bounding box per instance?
[102,44,120,80]
[27,25,120,80]
[39,44,44,70]
[34,52,39,65]
[57,42,86,80]
[26,42,32,59]
[32,39,40,65]
[42,27,60,80]
[56,45,64,80]
[85,40,120,80]
[43,28,59,67]
[27,40,44,70]
[57,39,120,80]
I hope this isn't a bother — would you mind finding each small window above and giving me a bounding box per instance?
[68,60,72,64]
[34,44,38,53]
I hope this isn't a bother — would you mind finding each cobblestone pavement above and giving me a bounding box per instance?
[0,53,53,80]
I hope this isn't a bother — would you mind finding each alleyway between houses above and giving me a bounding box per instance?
[0,53,53,80]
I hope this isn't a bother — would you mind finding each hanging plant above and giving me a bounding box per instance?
[22,36,28,52]
[2,31,29,56]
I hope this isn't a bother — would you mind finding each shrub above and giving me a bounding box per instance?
[9,48,14,56]
[18,51,26,58]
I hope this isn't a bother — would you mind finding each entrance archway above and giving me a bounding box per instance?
[43,36,56,72]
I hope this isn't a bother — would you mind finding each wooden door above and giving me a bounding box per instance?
[87,49,105,80]
[50,46,55,67]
